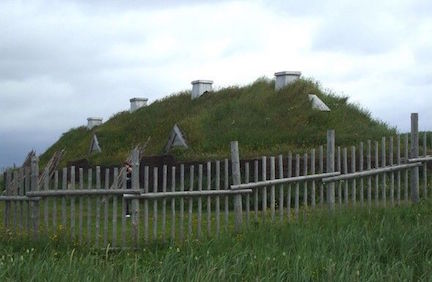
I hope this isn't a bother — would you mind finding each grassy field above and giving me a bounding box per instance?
[40,77,396,167]
[1,199,432,281]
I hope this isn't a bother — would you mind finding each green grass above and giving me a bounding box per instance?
[40,77,396,168]
[1,199,432,280]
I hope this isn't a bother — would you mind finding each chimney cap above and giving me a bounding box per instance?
[191,80,213,85]
[274,71,301,77]
[130,97,148,103]
[87,117,103,121]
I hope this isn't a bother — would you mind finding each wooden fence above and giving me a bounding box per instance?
[0,113,430,248]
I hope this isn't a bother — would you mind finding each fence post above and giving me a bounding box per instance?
[30,156,40,239]
[131,149,140,248]
[326,130,335,210]
[410,113,420,203]
[230,141,243,233]
[4,170,11,229]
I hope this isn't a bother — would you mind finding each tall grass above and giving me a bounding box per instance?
[1,200,432,281]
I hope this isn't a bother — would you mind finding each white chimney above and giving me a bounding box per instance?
[130,97,148,113]
[87,117,103,130]
[191,80,213,99]
[274,71,301,91]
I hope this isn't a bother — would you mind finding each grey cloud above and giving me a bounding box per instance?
[261,0,334,17]
[311,11,406,55]
[312,26,400,55]
[264,0,431,19]
[0,128,58,169]
[1,0,431,169]
[405,0,432,17]
[267,0,426,56]
[404,73,432,87]
[414,45,432,65]
[66,0,236,11]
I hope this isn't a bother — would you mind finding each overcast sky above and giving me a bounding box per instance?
[1,0,431,169]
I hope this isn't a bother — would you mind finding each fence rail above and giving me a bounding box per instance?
[1,112,431,248]
[124,189,253,200]
[322,162,422,183]
[230,172,341,190]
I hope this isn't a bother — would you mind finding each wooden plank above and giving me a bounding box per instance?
[245,162,250,226]
[278,155,284,220]
[270,156,276,221]
[95,166,101,247]
[323,163,422,182]
[311,149,316,208]
[327,130,335,209]
[224,159,229,231]
[131,149,140,248]
[423,132,428,198]
[359,142,364,206]
[11,171,17,232]
[8,170,16,230]
[411,113,420,203]
[287,153,292,219]
[295,154,300,218]
[337,147,342,206]
[27,189,142,197]
[121,168,126,248]
[179,164,185,241]
[319,146,324,206]
[144,166,149,244]
[215,161,220,237]
[381,137,387,207]
[11,170,19,231]
[4,170,11,229]
[408,156,432,162]
[405,134,409,201]
[51,170,58,232]
[78,168,84,242]
[262,156,267,222]
[153,167,159,241]
[4,174,14,231]
[25,167,31,233]
[254,160,259,223]
[188,165,194,237]
[87,169,92,243]
[14,171,21,230]
[2,172,11,229]
[112,168,118,248]
[43,169,49,232]
[367,140,372,207]
[61,167,67,229]
[70,166,76,240]
[303,153,308,208]
[0,196,41,201]
[343,148,348,205]
[125,189,253,200]
[390,137,395,206]
[230,141,243,233]
[197,164,202,238]
[103,169,109,247]
[351,146,356,205]
[375,141,379,206]
[30,156,40,239]
[162,165,167,242]
[207,162,212,235]
[15,170,21,231]
[397,135,401,205]
[171,166,176,241]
